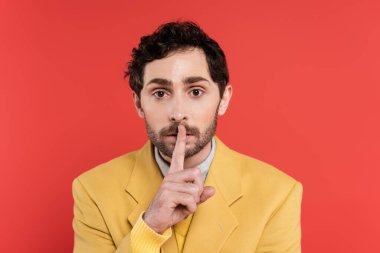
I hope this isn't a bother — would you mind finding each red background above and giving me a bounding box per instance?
[1,0,379,252]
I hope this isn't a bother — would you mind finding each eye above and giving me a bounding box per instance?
[153,90,167,98]
[190,89,204,97]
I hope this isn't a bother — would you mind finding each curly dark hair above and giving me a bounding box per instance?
[125,21,229,98]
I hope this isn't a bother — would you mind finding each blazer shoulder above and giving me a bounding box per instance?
[73,150,139,192]
[227,148,301,196]
[229,150,302,214]
[242,152,298,183]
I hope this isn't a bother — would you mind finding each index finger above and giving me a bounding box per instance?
[168,124,186,173]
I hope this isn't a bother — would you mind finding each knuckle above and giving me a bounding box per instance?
[193,168,202,177]
[193,194,200,203]
[186,194,195,204]
[192,194,199,204]
[189,203,197,213]
[194,194,199,203]
[191,184,199,193]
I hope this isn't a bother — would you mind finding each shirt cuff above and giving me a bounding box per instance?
[131,212,172,253]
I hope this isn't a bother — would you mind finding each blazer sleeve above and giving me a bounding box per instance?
[255,182,303,253]
[72,178,133,253]
[72,178,171,253]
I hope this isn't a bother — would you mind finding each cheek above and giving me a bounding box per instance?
[142,103,169,128]
[189,100,219,123]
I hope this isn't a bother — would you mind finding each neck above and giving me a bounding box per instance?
[160,141,212,168]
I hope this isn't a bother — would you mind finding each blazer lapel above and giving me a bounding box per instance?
[183,137,243,252]
[125,141,163,226]
[125,141,179,253]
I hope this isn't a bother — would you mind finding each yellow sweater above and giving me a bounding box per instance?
[131,212,193,253]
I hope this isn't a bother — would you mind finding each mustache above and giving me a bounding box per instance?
[159,122,200,137]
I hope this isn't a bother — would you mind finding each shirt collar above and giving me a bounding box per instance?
[154,137,216,181]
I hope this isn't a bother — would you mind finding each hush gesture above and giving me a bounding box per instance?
[143,124,215,234]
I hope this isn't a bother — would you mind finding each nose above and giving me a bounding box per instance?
[170,112,187,122]
[169,95,188,122]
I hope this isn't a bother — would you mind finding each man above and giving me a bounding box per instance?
[72,21,302,253]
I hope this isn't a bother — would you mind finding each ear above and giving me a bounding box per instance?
[132,92,145,118]
[218,84,233,116]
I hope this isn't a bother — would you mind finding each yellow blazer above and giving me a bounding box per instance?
[73,137,302,253]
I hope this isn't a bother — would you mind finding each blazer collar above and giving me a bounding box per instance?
[125,137,243,252]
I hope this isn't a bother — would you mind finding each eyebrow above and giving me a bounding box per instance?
[145,76,210,86]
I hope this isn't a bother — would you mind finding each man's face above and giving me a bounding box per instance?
[135,48,229,159]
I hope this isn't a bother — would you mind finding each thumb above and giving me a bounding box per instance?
[199,186,215,204]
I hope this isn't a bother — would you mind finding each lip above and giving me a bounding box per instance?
[165,133,193,136]
[164,134,194,141]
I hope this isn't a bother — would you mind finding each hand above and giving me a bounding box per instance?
[143,124,215,234]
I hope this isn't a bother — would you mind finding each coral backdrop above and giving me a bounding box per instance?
[1,0,379,252]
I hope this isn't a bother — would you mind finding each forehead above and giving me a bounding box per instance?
[143,48,212,85]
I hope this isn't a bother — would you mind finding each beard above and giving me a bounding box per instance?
[146,111,217,159]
